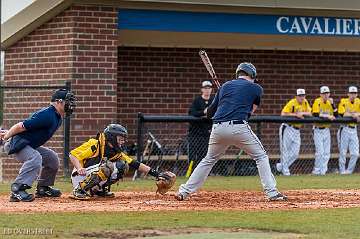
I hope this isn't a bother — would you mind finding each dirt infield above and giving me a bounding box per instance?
[1,189,359,213]
[78,228,302,239]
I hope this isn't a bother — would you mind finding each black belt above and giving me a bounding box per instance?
[286,124,299,130]
[215,120,245,125]
[314,127,326,130]
[347,126,356,129]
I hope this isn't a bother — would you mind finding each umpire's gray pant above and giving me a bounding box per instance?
[179,120,279,198]
[13,145,60,187]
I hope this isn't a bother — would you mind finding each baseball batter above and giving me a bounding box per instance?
[311,86,337,175]
[277,89,312,176]
[69,124,175,200]
[337,86,360,174]
[175,62,287,201]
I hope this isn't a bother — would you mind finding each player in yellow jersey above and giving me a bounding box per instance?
[69,124,173,200]
[337,86,360,174]
[311,86,337,175]
[277,89,312,176]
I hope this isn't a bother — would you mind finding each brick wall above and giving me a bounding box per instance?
[1,5,118,181]
[118,47,360,140]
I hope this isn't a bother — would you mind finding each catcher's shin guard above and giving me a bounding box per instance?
[72,173,102,200]
[79,173,102,191]
[78,160,114,192]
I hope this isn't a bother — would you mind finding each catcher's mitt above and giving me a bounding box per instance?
[156,171,176,195]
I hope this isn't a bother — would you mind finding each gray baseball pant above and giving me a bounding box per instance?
[337,126,359,174]
[179,121,279,198]
[278,124,301,176]
[14,145,60,187]
[312,127,331,175]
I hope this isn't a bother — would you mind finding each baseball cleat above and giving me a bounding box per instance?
[268,192,288,201]
[69,194,91,201]
[70,187,91,200]
[35,186,62,198]
[9,192,35,202]
[9,183,35,202]
[174,192,186,201]
[93,190,115,198]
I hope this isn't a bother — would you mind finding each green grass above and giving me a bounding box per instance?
[1,174,360,239]
[1,208,360,239]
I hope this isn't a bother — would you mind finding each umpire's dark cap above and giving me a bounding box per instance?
[51,89,69,102]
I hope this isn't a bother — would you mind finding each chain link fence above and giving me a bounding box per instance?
[135,114,359,178]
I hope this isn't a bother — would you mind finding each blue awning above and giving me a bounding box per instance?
[118,9,360,37]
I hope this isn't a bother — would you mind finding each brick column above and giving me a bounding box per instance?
[1,5,118,181]
[70,5,118,145]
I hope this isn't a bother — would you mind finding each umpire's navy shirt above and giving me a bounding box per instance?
[207,78,263,123]
[19,105,62,149]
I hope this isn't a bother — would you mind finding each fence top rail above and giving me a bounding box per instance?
[138,114,358,124]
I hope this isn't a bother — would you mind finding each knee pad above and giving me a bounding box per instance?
[102,161,129,189]
[114,161,129,180]
[98,160,115,181]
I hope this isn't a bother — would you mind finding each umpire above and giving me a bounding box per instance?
[1,89,76,202]
[176,62,287,201]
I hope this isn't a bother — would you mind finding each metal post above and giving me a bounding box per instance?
[256,122,262,140]
[133,112,144,180]
[136,112,144,163]
[63,81,71,177]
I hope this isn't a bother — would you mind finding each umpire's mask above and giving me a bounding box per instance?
[51,89,76,116]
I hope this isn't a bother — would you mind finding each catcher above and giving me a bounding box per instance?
[69,123,176,200]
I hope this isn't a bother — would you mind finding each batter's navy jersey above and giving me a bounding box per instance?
[20,105,62,149]
[207,79,262,122]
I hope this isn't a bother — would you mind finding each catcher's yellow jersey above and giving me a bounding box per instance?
[281,98,311,128]
[338,97,360,127]
[312,97,334,128]
[70,133,134,168]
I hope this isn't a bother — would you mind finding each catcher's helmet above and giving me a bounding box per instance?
[235,62,257,79]
[104,124,128,152]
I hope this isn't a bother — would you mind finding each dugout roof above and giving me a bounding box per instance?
[1,0,360,51]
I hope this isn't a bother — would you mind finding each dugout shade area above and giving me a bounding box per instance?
[1,0,359,180]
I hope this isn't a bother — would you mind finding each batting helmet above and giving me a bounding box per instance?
[104,124,128,152]
[235,62,257,79]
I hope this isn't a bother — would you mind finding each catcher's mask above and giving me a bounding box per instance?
[51,89,76,116]
[104,124,128,153]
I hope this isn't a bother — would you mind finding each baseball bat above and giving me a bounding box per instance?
[185,160,194,178]
[199,50,221,89]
